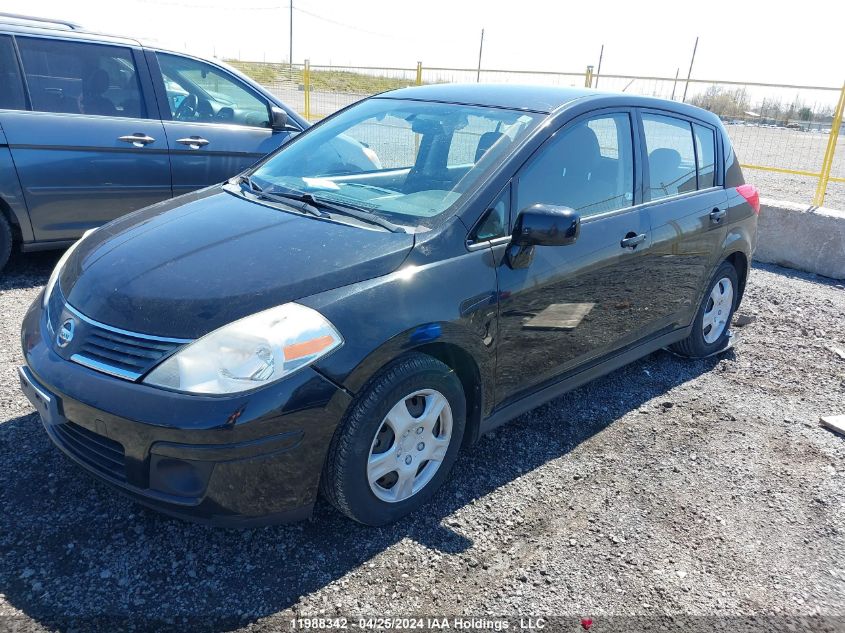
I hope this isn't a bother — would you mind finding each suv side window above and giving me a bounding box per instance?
[517,113,634,218]
[641,113,697,200]
[157,53,270,128]
[693,123,716,189]
[0,35,26,110]
[16,37,145,118]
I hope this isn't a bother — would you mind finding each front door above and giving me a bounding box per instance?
[493,110,661,405]
[151,52,294,195]
[5,36,170,242]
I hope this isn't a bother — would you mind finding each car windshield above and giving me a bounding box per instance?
[250,98,543,228]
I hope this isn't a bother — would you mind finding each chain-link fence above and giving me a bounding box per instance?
[227,59,845,209]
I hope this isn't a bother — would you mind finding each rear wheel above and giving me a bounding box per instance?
[670,261,738,358]
[321,353,466,525]
[0,214,12,273]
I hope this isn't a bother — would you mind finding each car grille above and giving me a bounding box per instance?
[54,421,127,482]
[46,284,191,381]
[71,318,185,380]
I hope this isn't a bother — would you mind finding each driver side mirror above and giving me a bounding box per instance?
[507,204,580,269]
[270,106,290,131]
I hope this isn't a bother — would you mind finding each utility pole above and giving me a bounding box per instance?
[682,36,698,103]
[476,28,484,83]
[289,1,294,71]
[595,44,604,88]
[671,67,679,100]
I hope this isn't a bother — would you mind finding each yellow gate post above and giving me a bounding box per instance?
[415,61,423,86]
[813,81,845,207]
[303,59,311,121]
[584,65,593,88]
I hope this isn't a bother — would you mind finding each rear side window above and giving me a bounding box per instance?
[0,35,25,110]
[694,123,717,188]
[642,113,697,200]
[17,37,145,118]
[517,113,634,218]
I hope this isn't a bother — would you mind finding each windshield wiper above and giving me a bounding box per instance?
[264,187,407,234]
[236,176,329,219]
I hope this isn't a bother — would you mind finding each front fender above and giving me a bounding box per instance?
[302,248,500,418]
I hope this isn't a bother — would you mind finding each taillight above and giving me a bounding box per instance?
[736,184,760,215]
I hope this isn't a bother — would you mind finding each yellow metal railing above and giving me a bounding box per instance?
[813,82,845,207]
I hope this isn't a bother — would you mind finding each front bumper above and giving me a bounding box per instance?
[19,295,352,527]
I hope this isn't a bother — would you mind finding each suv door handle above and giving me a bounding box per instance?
[710,208,727,223]
[118,133,156,147]
[176,136,210,149]
[620,232,646,249]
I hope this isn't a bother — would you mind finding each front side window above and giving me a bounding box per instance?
[157,53,270,128]
[17,37,144,118]
[0,35,25,110]
[250,98,542,228]
[694,123,717,189]
[516,113,634,217]
[642,113,697,200]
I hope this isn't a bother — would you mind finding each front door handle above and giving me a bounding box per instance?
[620,232,646,249]
[176,136,210,149]
[710,207,727,223]
[118,133,156,147]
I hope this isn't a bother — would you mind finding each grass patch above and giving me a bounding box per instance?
[225,60,283,84]
[309,70,417,94]
[225,60,419,94]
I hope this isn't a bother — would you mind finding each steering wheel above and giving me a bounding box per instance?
[174,93,198,120]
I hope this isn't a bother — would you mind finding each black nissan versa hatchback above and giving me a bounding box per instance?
[20,84,759,526]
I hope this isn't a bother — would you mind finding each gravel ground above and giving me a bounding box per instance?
[0,251,844,631]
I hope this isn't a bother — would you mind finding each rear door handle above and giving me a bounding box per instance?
[620,232,646,249]
[176,136,210,149]
[118,133,156,147]
[710,208,727,223]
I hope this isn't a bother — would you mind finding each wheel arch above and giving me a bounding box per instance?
[725,250,749,307]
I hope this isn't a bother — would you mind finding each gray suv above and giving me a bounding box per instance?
[0,13,311,271]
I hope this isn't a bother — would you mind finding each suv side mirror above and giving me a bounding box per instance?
[513,204,580,247]
[270,106,290,131]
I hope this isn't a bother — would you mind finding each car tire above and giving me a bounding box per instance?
[670,260,739,358]
[321,352,466,526]
[0,214,11,273]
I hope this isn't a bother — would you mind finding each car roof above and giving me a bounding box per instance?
[0,20,142,47]
[378,83,594,113]
[378,83,723,126]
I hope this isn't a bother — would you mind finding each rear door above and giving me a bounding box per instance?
[637,110,728,329]
[492,109,664,405]
[3,35,170,242]
[149,51,295,195]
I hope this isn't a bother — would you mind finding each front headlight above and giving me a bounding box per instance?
[143,303,343,395]
[42,228,97,308]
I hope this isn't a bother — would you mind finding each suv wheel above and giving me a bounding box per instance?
[0,214,11,273]
[321,353,466,525]
[670,260,739,358]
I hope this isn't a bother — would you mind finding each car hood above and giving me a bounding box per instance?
[59,186,414,339]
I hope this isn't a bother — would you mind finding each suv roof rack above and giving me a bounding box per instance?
[0,12,82,31]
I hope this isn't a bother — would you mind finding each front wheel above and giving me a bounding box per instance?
[321,353,466,526]
[670,261,739,358]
